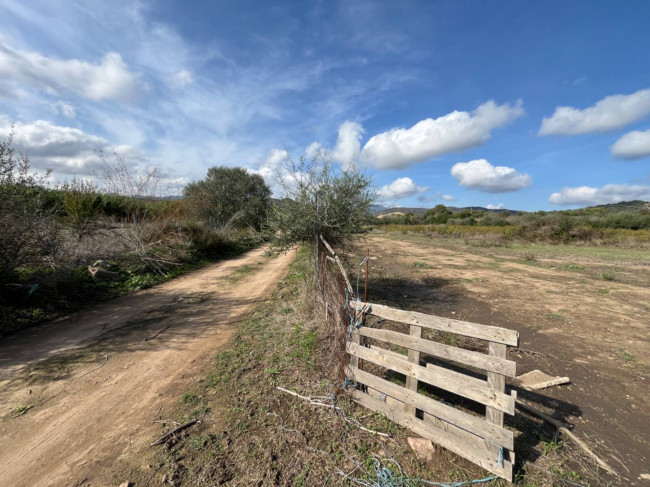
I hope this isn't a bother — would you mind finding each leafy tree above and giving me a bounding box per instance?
[184,166,271,231]
[269,154,375,249]
[0,129,60,282]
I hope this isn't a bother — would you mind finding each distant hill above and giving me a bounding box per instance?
[585,200,650,212]
[374,206,521,216]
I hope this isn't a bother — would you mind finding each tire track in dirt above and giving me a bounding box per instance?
[0,247,295,487]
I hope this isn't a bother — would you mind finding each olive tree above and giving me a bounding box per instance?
[184,166,271,231]
[269,153,376,249]
[0,130,59,282]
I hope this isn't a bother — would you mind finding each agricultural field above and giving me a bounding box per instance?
[351,230,649,484]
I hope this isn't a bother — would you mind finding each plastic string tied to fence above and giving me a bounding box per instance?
[354,458,499,487]
[343,377,359,389]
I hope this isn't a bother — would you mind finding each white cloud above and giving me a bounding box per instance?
[249,148,290,194]
[440,194,455,201]
[377,177,429,200]
[610,129,650,160]
[1,116,109,175]
[331,121,365,168]
[51,101,76,118]
[169,69,194,89]
[0,41,146,102]
[451,159,532,193]
[539,88,650,136]
[360,100,524,169]
[305,141,323,159]
[549,184,650,206]
[486,203,504,210]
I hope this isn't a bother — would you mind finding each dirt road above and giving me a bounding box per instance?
[0,247,295,487]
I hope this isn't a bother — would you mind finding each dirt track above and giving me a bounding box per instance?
[0,247,295,487]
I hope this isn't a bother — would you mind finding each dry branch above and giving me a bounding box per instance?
[515,400,617,476]
[77,355,108,379]
[150,418,199,446]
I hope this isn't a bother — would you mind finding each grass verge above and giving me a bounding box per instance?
[112,245,606,487]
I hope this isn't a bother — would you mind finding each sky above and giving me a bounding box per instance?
[1,0,649,211]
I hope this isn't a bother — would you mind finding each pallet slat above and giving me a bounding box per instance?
[351,390,513,482]
[357,302,519,346]
[347,342,515,414]
[346,366,514,449]
[358,326,516,377]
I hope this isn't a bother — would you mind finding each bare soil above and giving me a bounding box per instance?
[359,233,649,485]
[0,247,295,487]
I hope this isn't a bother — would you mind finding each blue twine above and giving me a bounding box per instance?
[343,377,359,389]
[369,459,498,487]
[496,447,503,467]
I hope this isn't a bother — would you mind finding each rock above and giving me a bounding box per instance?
[119,482,131,487]
[88,265,119,281]
[407,436,436,461]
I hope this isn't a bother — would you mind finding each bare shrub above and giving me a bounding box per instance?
[97,151,186,275]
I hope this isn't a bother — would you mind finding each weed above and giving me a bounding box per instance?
[601,271,616,281]
[181,393,200,404]
[563,263,585,271]
[411,261,433,269]
[545,312,566,321]
[523,251,536,262]
[618,348,635,362]
[13,405,32,416]
[598,288,610,294]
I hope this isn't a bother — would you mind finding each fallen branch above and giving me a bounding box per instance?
[277,386,389,437]
[77,354,108,379]
[144,324,172,341]
[150,418,199,446]
[515,400,617,476]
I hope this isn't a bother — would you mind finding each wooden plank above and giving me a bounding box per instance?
[351,390,513,481]
[359,327,516,377]
[404,325,421,415]
[347,342,515,414]
[346,366,514,449]
[485,343,507,465]
[357,302,519,346]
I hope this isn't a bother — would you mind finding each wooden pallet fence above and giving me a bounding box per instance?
[345,301,519,482]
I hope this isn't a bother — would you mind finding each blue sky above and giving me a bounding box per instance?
[1,0,649,210]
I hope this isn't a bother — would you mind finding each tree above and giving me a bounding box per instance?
[269,153,376,249]
[0,129,60,282]
[184,166,271,231]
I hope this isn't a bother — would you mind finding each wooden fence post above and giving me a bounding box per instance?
[405,325,422,415]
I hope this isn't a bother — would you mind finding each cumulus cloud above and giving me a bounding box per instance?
[360,100,524,169]
[377,177,429,200]
[451,159,532,193]
[248,148,289,194]
[440,194,455,201]
[610,129,650,160]
[539,88,650,136]
[549,184,650,206]
[0,41,146,102]
[486,203,504,210]
[1,117,110,175]
[305,141,323,159]
[331,121,365,168]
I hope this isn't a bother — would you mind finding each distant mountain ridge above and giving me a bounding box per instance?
[374,200,649,217]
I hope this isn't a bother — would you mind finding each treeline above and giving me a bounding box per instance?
[0,136,270,335]
[375,204,650,244]
[1,134,375,335]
